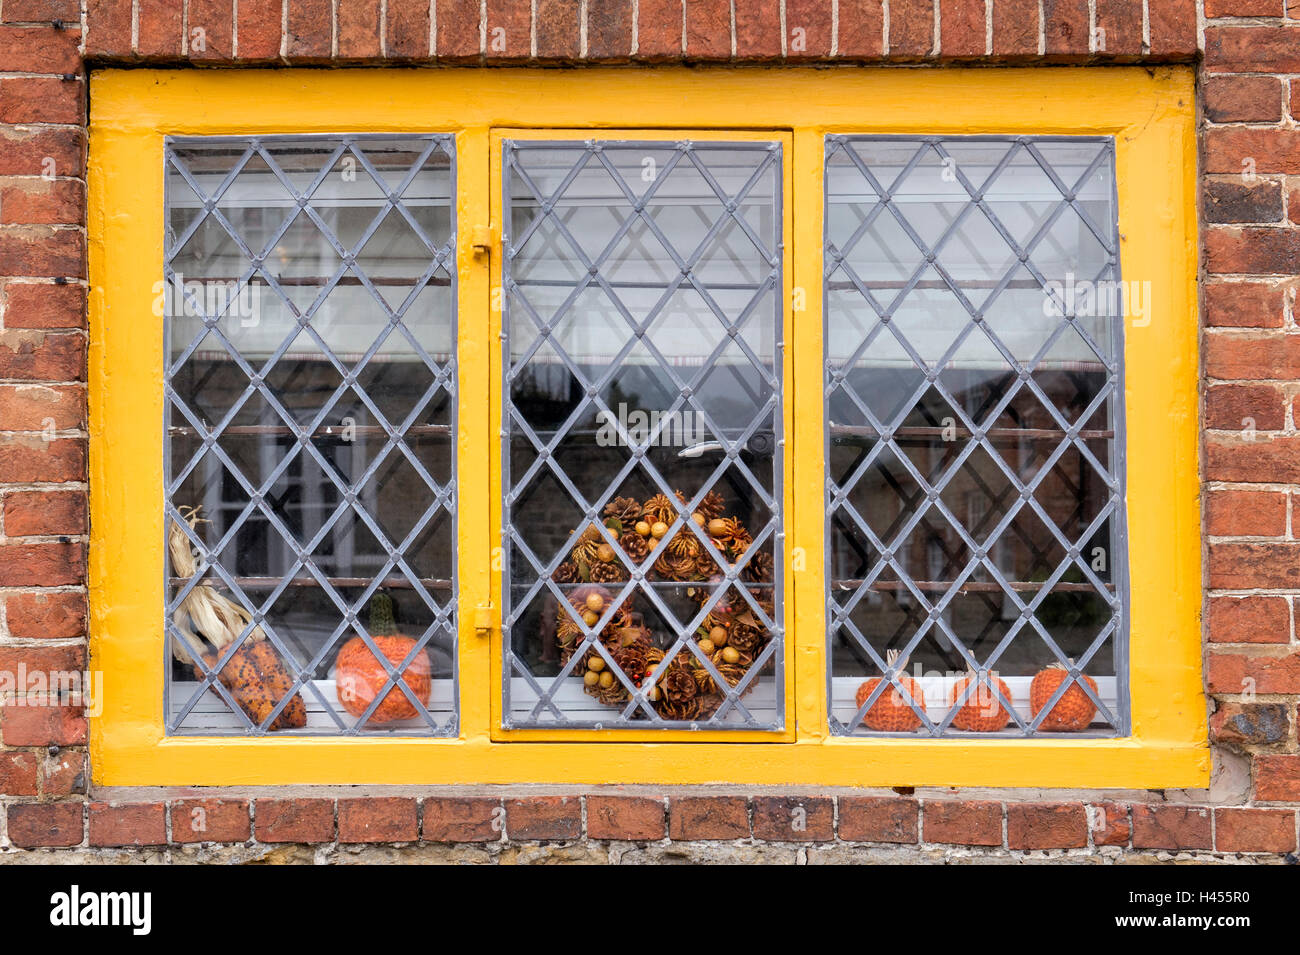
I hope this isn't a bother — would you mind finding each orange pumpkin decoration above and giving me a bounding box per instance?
[854,650,926,732]
[949,671,1013,732]
[336,593,432,724]
[1030,662,1098,731]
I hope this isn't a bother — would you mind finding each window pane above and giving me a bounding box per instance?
[164,135,457,735]
[502,139,784,729]
[824,136,1126,737]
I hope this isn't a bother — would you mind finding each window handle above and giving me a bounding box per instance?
[470,225,492,256]
[473,602,496,637]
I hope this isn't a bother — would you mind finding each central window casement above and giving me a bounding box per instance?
[90,68,1204,786]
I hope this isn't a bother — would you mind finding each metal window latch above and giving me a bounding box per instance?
[473,602,496,637]
[470,225,492,256]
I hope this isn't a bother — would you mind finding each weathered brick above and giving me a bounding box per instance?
[0,542,84,587]
[0,24,81,72]
[587,0,634,60]
[734,0,781,58]
[1088,803,1131,847]
[1208,595,1290,645]
[170,798,251,843]
[1255,754,1300,801]
[485,0,531,61]
[1210,542,1300,590]
[337,0,382,59]
[922,800,1002,846]
[436,0,481,60]
[0,436,85,484]
[1,703,86,746]
[237,0,284,60]
[0,226,83,277]
[88,802,167,847]
[1207,129,1300,177]
[1147,0,1197,56]
[1205,382,1285,432]
[536,0,580,58]
[669,795,750,840]
[4,0,81,21]
[637,0,683,60]
[1206,332,1300,380]
[1204,180,1284,225]
[254,798,335,843]
[421,796,500,841]
[504,796,582,840]
[586,795,664,840]
[388,0,432,58]
[1204,282,1286,329]
[751,795,833,841]
[185,0,234,60]
[84,0,131,57]
[137,0,182,57]
[41,749,86,795]
[837,0,883,58]
[0,126,84,179]
[1204,75,1284,125]
[889,0,934,56]
[0,750,38,796]
[1208,650,1300,695]
[1203,0,1283,15]
[1042,0,1088,58]
[7,801,81,847]
[839,796,918,843]
[0,383,83,431]
[1206,488,1287,537]
[992,0,1042,60]
[1007,803,1087,849]
[1215,808,1296,853]
[338,797,419,843]
[286,0,331,60]
[1093,0,1142,56]
[1210,701,1291,746]
[0,331,85,382]
[1131,805,1211,850]
[0,179,84,226]
[784,0,832,59]
[686,0,731,60]
[940,0,985,58]
[1205,26,1300,73]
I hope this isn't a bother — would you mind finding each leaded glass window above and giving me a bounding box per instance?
[501,139,784,729]
[164,135,457,735]
[824,136,1127,737]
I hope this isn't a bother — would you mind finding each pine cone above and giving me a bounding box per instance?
[654,550,701,581]
[552,561,579,584]
[695,490,726,520]
[742,549,774,584]
[590,559,627,584]
[667,530,703,560]
[655,694,701,721]
[729,623,765,657]
[659,663,698,704]
[643,493,678,526]
[603,496,643,525]
[620,531,649,565]
[693,659,747,696]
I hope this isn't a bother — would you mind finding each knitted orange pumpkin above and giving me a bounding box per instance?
[335,594,432,724]
[854,650,926,732]
[949,671,1012,732]
[1030,662,1098,731]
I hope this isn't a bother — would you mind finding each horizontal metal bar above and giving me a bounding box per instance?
[171,575,454,590]
[831,578,1114,593]
[169,424,452,437]
[830,425,1114,440]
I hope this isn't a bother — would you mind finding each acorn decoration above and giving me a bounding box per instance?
[1030,662,1098,731]
[334,593,432,724]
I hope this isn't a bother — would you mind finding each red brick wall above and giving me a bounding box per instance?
[0,0,1296,860]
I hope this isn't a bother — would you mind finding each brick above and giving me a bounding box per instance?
[922,800,1002,846]
[421,796,500,841]
[237,0,284,60]
[1204,180,1284,225]
[286,0,331,60]
[734,0,782,59]
[0,179,84,226]
[4,490,87,538]
[0,542,84,587]
[839,796,919,843]
[1256,754,1300,800]
[0,76,82,126]
[504,796,581,840]
[337,0,382,59]
[1206,26,1300,73]
[1210,701,1290,746]
[1088,803,1131,847]
[254,798,335,842]
[785,0,832,59]
[88,802,167,847]
[388,0,432,58]
[1205,383,1285,432]
[0,331,85,382]
[992,0,1040,59]
[1207,332,1300,380]
[536,0,580,58]
[171,798,251,843]
[0,25,82,72]
[4,0,81,20]
[1290,183,1300,227]
[1093,0,1142,56]
[7,801,81,847]
[637,0,683,60]
[1204,282,1286,329]
[1208,650,1300,695]
[0,646,83,678]
[587,0,634,60]
[941,0,986,58]
[84,0,131,57]
[585,795,664,840]
[0,437,85,484]
[1208,595,1290,644]
[1,704,86,746]
[686,0,731,60]
[1131,804,1211,850]
[0,226,83,277]
[485,0,531,61]
[751,795,833,841]
[1042,0,1089,58]
[0,750,38,795]
[0,383,84,431]
[137,0,182,57]
[5,592,86,640]
[1206,488,1287,537]
[889,0,934,57]
[436,0,481,60]
[0,127,84,179]
[1207,129,1300,176]
[1006,803,1087,849]
[1211,541,1300,588]
[1204,76,1284,125]
[41,749,86,795]
[669,795,749,840]
[1147,0,1196,56]
[1215,808,1296,853]
[837,0,883,58]
[338,797,419,843]
[186,0,235,60]
[1204,0,1283,14]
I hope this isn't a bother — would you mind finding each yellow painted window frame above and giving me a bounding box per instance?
[89,66,1205,787]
